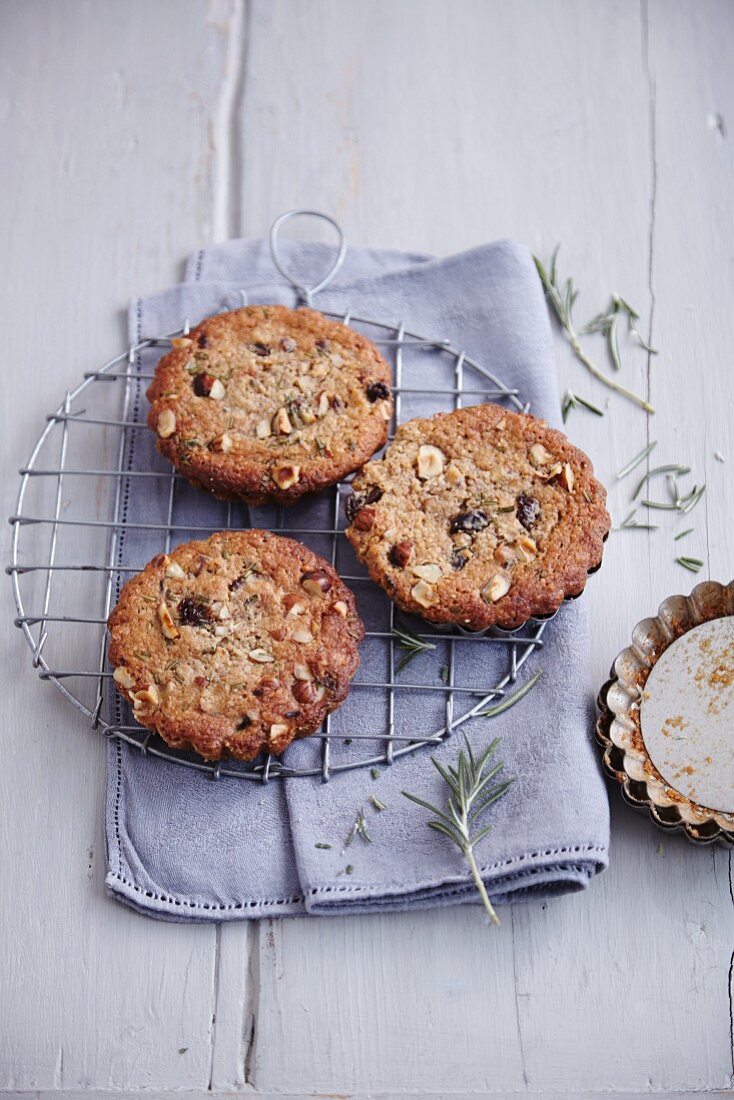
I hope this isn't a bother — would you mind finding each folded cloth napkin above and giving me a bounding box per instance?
[105,234,609,921]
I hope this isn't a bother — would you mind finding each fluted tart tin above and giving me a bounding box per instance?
[596,580,734,845]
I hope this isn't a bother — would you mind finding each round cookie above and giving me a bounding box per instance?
[147,305,393,504]
[107,530,364,762]
[345,403,610,631]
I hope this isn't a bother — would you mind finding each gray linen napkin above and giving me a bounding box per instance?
[105,236,609,921]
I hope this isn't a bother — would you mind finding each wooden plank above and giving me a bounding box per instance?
[240,0,734,1094]
[0,0,233,1090]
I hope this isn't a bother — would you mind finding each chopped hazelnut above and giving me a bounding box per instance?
[292,680,322,705]
[274,406,294,435]
[353,507,376,532]
[211,432,232,453]
[301,570,333,596]
[157,409,176,438]
[411,563,443,584]
[416,444,445,479]
[389,540,414,568]
[113,667,135,690]
[558,462,575,492]
[132,684,160,712]
[256,419,271,439]
[481,573,511,603]
[530,442,553,465]
[271,464,300,490]
[158,601,180,640]
[248,649,274,663]
[411,580,435,608]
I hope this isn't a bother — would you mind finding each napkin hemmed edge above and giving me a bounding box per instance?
[104,846,608,923]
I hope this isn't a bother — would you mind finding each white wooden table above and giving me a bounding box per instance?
[2,2,733,1097]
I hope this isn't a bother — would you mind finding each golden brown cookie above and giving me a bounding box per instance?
[345,403,610,631]
[147,305,393,504]
[107,530,364,761]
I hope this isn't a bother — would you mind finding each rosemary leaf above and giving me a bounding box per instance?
[616,509,658,531]
[675,556,704,573]
[562,389,604,422]
[345,808,372,847]
[534,250,655,413]
[369,794,386,812]
[393,623,437,672]
[679,484,706,515]
[631,463,690,501]
[314,842,332,850]
[641,498,680,511]
[370,767,380,780]
[403,736,511,926]
[714,451,725,463]
[617,441,658,480]
[674,528,694,541]
[476,669,543,718]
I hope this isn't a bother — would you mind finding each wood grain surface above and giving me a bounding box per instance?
[1,1,732,1096]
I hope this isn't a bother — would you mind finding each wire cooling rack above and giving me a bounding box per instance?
[8,210,549,783]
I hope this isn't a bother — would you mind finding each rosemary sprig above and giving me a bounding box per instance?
[581,294,658,371]
[392,623,437,672]
[631,463,690,501]
[561,389,604,423]
[617,441,657,480]
[476,669,543,717]
[403,736,511,925]
[675,556,704,573]
[534,249,655,413]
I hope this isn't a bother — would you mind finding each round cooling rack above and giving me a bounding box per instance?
[8,210,551,783]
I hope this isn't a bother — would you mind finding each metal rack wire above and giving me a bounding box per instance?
[8,211,548,783]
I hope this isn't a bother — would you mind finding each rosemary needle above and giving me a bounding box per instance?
[476,669,543,718]
[561,389,604,423]
[616,510,658,531]
[617,441,658,480]
[674,528,694,541]
[675,556,704,573]
[631,463,690,501]
[392,624,437,672]
[369,794,386,812]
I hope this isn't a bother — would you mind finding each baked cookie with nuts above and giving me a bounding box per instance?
[147,305,393,504]
[107,530,364,761]
[345,403,610,631]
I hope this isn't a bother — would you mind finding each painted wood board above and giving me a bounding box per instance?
[1,0,732,1094]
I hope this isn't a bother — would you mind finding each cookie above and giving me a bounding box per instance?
[107,530,364,761]
[345,403,610,631]
[147,305,393,504]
